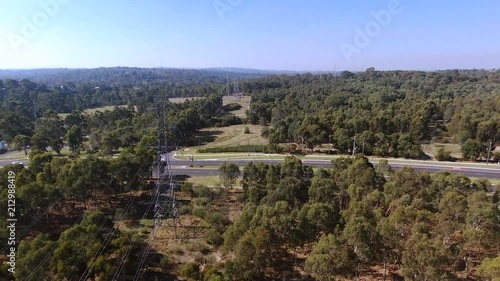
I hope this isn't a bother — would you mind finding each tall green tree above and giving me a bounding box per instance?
[218,162,241,188]
[461,138,486,161]
[33,110,65,153]
[66,125,83,153]
[305,234,357,280]
[401,232,453,280]
[15,234,55,281]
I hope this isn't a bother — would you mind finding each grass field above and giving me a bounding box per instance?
[223,95,251,117]
[58,95,250,118]
[171,95,252,117]
[59,104,129,118]
[186,176,221,186]
[59,97,194,118]
[186,175,243,188]
[0,150,28,160]
[0,147,74,160]
[169,97,203,103]
[422,143,462,159]
[183,124,268,153]
[174,153,285,160]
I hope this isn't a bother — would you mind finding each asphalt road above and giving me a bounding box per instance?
[169,157,500,179]
[2,156,500,179]
[0,160,26,166]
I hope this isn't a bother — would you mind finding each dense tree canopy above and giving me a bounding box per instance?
[243,69,500,160]
[1,68,499,280]
[222,156,500,280]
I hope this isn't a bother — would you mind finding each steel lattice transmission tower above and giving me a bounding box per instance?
[152,99,177,239]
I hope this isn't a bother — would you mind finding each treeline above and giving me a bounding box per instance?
[244,69,500,160]
[0,77,224,122]
[2,91,235,151]
[0,67,261,142]
[203,156,500,280]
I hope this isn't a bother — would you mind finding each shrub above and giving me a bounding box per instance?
[264,143,283,153]
[181,182,195,196]
[159,256,169,269]
[192,206,208,218]
[435,147,454,161]
[211,115,242,127]
[243,127,251,134]
[180,262,201,281]
[205,229,224,246]
[178,205,193,215]
[224,103,242,111]
[203,263,224,281]
[492,151,500,163]
[174,247,185,256]
[205,212,230,232]
[192,197,211,207]
[261,127,270,138]
[206,275,223,281]
[189,241,211,255]
[193,186,213,199]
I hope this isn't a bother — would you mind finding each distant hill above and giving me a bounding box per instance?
[0,67,339,86]
[0,67,271,86]
[204,67,338,75]
[203,67,303,75]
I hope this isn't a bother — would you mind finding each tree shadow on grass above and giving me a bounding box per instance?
[123,247,179,280]
[192,130,224,146]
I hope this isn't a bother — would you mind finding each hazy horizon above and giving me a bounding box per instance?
[0,66,498,73]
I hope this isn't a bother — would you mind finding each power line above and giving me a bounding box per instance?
[78,164,155,281]
[131,97,179,279]
[26,215,86,281]
[152,98,177,238]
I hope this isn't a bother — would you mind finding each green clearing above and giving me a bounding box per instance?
[169,95,251,116]
[0,150,28,160]
[186,124,268,153]
[186,176,221,186]
[174,153,286,160]
[169,97,203,103]
[59,96,200,118]
[422,143,463,159]
[187,175,243,187]
[58,95,250,118]
[84,105,128,114]
[59,104,129,118]
[223,95,251,117]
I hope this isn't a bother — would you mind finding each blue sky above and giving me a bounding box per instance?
[0,0,499,70]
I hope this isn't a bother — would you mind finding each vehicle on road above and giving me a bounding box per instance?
[0,141,7,154]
